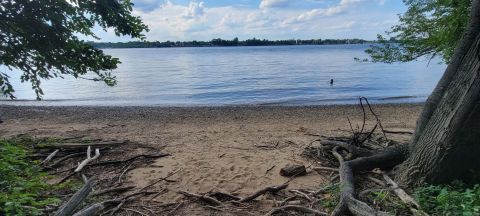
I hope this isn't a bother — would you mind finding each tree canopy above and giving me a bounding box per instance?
[0,0,148,99]
[365,0,471,63]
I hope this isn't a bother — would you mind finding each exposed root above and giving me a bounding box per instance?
[331,145,407,216]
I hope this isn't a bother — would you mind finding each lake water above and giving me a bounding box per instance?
[1,45,446,106]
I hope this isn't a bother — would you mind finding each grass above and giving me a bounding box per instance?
[0,136,74,216]
[415,182,480,216]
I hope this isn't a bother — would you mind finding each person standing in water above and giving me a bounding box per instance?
[330,79,334,85]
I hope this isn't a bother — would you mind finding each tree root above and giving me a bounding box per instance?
[331,145,408,216]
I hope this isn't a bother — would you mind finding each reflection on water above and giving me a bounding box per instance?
[1,45,446,106]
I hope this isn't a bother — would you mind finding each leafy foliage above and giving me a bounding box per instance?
[415,182,480,215]
[0,0,148,99]
[320,184,340,211]
[0,136,64,215]
[364,0,471,63]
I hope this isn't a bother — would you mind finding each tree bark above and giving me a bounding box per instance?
[397,0,480,187]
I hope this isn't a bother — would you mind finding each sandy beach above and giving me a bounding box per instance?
[0,104,422,214]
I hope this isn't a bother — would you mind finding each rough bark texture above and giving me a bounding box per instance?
[398,0,480,186]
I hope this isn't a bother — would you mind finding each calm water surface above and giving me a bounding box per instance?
[1,45,446,106]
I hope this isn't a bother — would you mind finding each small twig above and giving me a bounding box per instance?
[312,166,339,173]
[290,189,313,202]
[123,208,148,216]
[265,165,276,174]
[178,191,223,206]
[45,152,84,169]
[93,186,135,196]
[40,149,60,166]
[383,130,413,135]
[368,176,386,187]
[239,183,288,202]
[117,163,134,184]
[207,191,241,201]
[264,205,328,216]
[139,168,181,192]
[360,97,388,141]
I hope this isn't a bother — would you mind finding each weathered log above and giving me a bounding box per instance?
[54,179,95,216]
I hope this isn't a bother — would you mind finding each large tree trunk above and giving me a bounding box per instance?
[397,0,480,187]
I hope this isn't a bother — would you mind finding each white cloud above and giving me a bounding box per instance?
[89,0,401,42]
[183,2,205,19]
[259,0,292,9]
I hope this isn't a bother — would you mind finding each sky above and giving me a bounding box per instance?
[90,0,408,42]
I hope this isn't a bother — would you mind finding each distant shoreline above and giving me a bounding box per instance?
[88,38,378,49]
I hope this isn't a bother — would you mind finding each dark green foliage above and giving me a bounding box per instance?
[89,38,370,48]
[415,182,480,215]
[0,136,66,215]
[364,0,471,63]
[320,184,340,211]
[0,0,148,99]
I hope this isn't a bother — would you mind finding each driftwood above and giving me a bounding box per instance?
[75,146,100,172]
[46,152,85,169]
[264,205,328,216]
[72,202,107,216]
[40,149,59,165]
[54,179,95,216]
[239,183,288,202]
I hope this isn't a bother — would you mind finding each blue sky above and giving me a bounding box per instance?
[91,0,407,42]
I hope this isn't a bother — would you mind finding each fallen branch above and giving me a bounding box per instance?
[290,189,313,202]
[39,141,126,149]
[239,183,288,202]
[45,152,85,169]
[54,179,95,216]
[75,146,100,172]
[264,205,328,216]
[178,191,223,206]
[312,166,339,172]
[139,168,180,192]
[382,174,429,215]
[383,130,413,135]
[93,186,136,196]
[207,191,241,201]
[40,149,60,166]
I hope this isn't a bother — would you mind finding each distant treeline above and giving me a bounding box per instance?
[88,37,372,48]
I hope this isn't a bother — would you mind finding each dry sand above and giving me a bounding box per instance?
[0,104,422,213]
